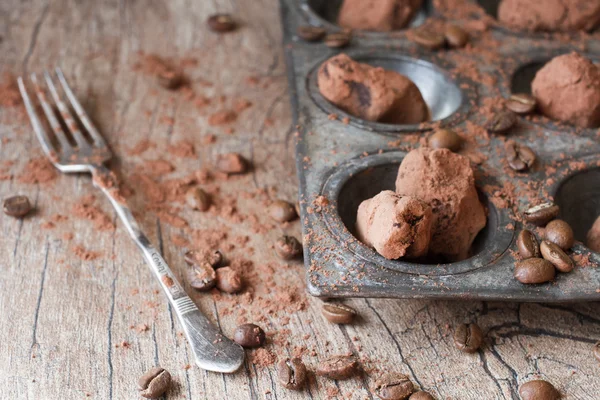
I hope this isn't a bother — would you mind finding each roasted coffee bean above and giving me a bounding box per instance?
[233,323,266,348]
[188,263,217,291]
[453,323,483,353]
[593,341,600,362]
[505,93,536,115]
[184,249,223,268]
[207,14,236,32]
[275,235,302,260]
[316,355,358,380]
[408,392,435,400]
[428,129,462,151]
[215,267,243,293]
[540,240,574,272]
[514,258,555,284]
[138,367,171,399]
[411,29,446,50]
[216,152,248,174]
[518,380,560,400]
[444,25,469,48]
[297,25,326,42]
[524,203,559,226]
[3,195,32,217]
[486,110,517,133]
[505,140,536,171]
[186,187,211,211]
[373,374,414,400]
[544,219,574,250]
[324,31,351,48]
[517,230,540,259]
[277,357,307,390]
[269,199,297,223]
[157,69,183,90]
[322,303,357,324]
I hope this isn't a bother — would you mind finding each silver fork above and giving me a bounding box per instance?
[18,68,245,373]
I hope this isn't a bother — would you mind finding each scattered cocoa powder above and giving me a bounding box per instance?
[72,245,101,261]
[18,157,58,184]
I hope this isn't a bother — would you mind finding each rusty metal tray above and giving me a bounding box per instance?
[279,0,600,301]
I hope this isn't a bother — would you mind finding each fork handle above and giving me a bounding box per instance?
[90,165,245,373]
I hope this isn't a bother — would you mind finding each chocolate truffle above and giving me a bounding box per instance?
[395,148,487,261]
[356,191,433,259]
[338,0,423,32]
[587,216,600,252]
[317,54,428,124]
[531,52,600,128]
[498,0,600,32]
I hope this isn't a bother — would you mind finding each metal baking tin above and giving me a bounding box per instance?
[279,0,600,301]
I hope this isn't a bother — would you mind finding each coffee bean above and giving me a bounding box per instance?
[505,93,536,115]
[409,392,435,400]
[514,258,555,284]
[3,195,32,217]
[373,374,414,400]
[324,31,351,48]
[485,110,517,133]
[322,303,357,324]
[593,341,600,362]
[215,267,243,293]
[518,380,560,400]
[316,355,358,380]
[453,323,483,353]
[505,140,535,171]
[411,29,446,50]
[188,263,217,291]
[540,240,573,272]
[184,249,223,268]
[428,129,462,151]
[157,69,183,90]
[269,199,297,223]
[544,219,574,250]
[517,230,540,259]
[207,14,236,32]
[186,187,211,211]
[277,357,307,390]
[275,235,302,260]
[524,203,559,226]
[233,323,266,348]
[216,153,248,174]
[444,25,469,48]
[138,367,171,399]
[297,25,326,42]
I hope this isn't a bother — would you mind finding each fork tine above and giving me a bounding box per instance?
[30,73,72,151]
[17,77,58,160]
[43,70,90,149]
[55,68,107,148]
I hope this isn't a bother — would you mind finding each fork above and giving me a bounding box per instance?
[18,68,245,373]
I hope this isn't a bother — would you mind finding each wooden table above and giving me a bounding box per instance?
[1,1,598,399]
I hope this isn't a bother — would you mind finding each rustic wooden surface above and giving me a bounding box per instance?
[0,1,599,399]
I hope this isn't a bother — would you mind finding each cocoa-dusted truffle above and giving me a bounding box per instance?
[338,0,423,32]
[531,52,600,128]
[317,53,429,124]
[356,191,432,260]
[498,0,600,32]
[395,148,487,261]
[587,216,600,252]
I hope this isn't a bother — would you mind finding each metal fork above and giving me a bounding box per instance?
[18,68,245,373]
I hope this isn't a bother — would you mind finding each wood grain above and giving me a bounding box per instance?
[0,1,598,399]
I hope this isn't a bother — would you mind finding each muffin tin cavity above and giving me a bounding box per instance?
[301,0,432,34]
[308,51,468,133]
[554,168,600,248]
[320,152,513,276]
